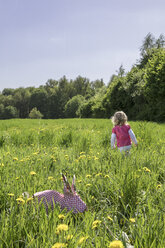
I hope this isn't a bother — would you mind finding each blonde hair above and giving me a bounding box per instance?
[111,111,128,126]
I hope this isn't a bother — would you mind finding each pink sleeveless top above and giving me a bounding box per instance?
[112,124,131,147]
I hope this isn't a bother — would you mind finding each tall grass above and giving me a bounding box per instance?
[0,119,164,247]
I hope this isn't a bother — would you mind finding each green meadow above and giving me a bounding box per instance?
[0,119,165,248]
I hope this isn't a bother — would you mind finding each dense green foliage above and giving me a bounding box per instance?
[0,119,165,247]
[0,33,164,121]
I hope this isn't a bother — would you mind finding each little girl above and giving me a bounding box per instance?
[111,111,138,153]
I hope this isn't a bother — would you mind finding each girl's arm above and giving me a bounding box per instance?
[128,129,138,145]
[111,133,116,148]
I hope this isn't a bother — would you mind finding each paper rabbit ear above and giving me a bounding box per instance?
[71,175,76,192]
[62,174,72,193]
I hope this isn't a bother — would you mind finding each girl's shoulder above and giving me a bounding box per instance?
[112,125,120,132]
[123,124,131,130]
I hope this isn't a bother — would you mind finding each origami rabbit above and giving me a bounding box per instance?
[33,174,87,214]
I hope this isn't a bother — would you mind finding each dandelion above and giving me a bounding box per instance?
[8,193,14,197]
[0,163,4,167]
[33,152,38,155]
[48,176,54,180]
[78,236,88,245]
[104,175,110,178]
[107,216,113,222]
[79,155,86,160]
[13,157,18,161]
[86,184,91,187]
[109,240,124,248]
[15,177,20,180]
[92,220,101,229]
[30,171,36,175]
[129,218,136,223]
[26,197,33,203]
[16,198,25,204]
[52,243,67,248]
[58,214,65,220]
[95,173,102,177]
[80,152,85,155]
[86,174,91,178]
[56,224,68,233]
[143,167,151,173]
[66,234,73,241]
[19,159,25,162]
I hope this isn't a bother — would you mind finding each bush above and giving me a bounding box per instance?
[3,106,18,119]
[29,107,43,119]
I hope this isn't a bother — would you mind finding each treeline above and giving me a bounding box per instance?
[0,33,165,121]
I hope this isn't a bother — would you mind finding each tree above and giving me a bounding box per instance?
[0,104,4,119]
[155,34,165,48]
[143,48,165,121]
[3,106,18,119]
[2,88,15,96]
[116,64,125,77]
[64,95,85,118]
[30,88,48,118]
[73,76,93,98]
[138,33,165,68]
[13,88,31,118]
[29,107,43,119]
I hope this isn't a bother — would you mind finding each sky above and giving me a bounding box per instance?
[0,0,165,91]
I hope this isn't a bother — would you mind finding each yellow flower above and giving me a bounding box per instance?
[109,240,124,248]
[8,193,14,197]
[129,218,136,223]
[26,197,33,203]
[66,234,73,241]
[104,175,110,178]
[52,243,67,248]
[86,184,91,187]
[92,220,101,229]
[48,176,54,180]
[0,163,4,167]
[156,184,161,189]
[15,177,20,180]
[107,216,113,221]
[86,174,92,178]
[143,167,151,173]
[16,198,25,204]
[58,214,65,220]
[30,171,36,175]
[80,152,85,155]
[32,152,38,155]
[19,159,25,162]
[92,220,101,226]
[79,155,86,160]
[56,224,68,233]
[78,236,88,245]
[13,157,18,161]
[95,173,102,177]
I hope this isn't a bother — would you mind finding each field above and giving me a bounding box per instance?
[0,119,165,248]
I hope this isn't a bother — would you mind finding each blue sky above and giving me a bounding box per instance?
[0,0,165,91]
